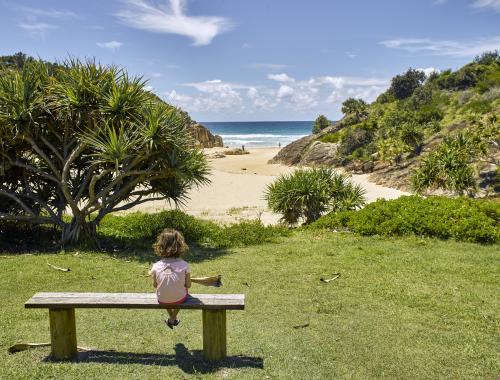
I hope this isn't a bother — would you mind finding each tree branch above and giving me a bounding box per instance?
[0,190,38,217]
[75,162,99,203]
[8,159,60,184]
[40,135,64,162]
[110,196,165,212]
[61,142,86,215]
[83,169,113,213]
[25,136,61,179]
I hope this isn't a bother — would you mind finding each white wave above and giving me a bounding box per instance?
[219,133,307,139]
[223,140,266,144]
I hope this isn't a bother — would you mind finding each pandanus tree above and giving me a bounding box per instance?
[0,60,209,244]
[265,168,366,225]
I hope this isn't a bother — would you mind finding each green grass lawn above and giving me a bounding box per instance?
[1,231,499,379]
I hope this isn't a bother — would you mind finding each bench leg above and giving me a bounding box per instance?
[202,309,226,361]
[49,308,77,360]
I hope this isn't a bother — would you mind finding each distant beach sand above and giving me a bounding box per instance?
[130,147,408,224]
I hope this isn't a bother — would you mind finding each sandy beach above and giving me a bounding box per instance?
[131,147,408,224]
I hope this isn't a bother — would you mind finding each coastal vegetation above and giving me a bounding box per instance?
[0,58,209,245]
[264,169,365,224]
[312,114,330,133]
[310,196,499,244]
[276,51,500,196]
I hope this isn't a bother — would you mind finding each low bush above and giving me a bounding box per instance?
[98,210,290,249]
[264,168,365,225]
[309,196,499,244]
[0,221,60,252]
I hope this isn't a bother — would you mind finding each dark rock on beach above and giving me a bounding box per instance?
[189,123,224,148]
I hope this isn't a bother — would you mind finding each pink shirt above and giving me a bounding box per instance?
[150,258,190,304]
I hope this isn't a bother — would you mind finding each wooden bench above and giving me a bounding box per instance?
[25,292,245,361]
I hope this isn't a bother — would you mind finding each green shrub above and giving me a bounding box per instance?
[309,196,499,244]
[265,168,366,225]
[463,98,493,114]
[389,68,426,100]
[312,115,330,133]
[98,210,289,250]
[320,131,343,143]
[338,127,374,156]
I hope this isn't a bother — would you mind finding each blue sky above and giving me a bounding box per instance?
[1,0,499,121]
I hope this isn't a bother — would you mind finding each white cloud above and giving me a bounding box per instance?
[18,22,57,38]
[167,80,245,112]
[435,0,500,12]
[267,73,295,83]
[313,76,387,88]
[116,0,232,46]
[167,90,193,103]
[346,51,357,59]
[162,73,388,116]
[417,67,441,76]
[96,41,123,52]
[15,5,75,38]
[471,0,500,12]
[19,6,77,19]
[247,87,258,99]
[277,85,294,98]
[380,36,500,57]
[150,72,162,78]
[245,63,290,70]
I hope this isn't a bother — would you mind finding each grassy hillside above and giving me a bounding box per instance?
[316,52,500,195]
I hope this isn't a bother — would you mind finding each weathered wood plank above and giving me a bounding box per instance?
[25,293,245,310]
[202,309,227,361]
[49,308,77,360]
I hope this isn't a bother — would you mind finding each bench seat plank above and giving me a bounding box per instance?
[25,292,245,310]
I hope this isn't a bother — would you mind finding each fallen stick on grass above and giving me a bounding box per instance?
[46,262,70,272]
[8,343,91,354]
[293,323,310,329]
[320,273,341,283]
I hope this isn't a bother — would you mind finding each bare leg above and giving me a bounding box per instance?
[166,308,179,322]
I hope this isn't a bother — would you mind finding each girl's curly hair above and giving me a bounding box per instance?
[153,228,188,258]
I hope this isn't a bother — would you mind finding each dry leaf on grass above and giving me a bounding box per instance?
[46,262,70,272]
[293,323,310,329]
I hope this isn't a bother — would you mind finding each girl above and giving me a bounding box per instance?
[149,228,191,329]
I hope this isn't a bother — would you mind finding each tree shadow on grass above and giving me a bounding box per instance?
[91,237,230,264]
[44,344,263,374]
[0,225,230,264]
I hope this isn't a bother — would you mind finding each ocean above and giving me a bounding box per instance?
[202,121,312,148]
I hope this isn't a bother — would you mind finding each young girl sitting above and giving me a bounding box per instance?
[149,228,191,329]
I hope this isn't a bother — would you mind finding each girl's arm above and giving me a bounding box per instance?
[185,272,192,289]
[149,270,157,288]
[191,275,222,287]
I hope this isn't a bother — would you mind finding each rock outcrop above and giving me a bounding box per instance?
[268,135,315,165]
[268,123,342,166]
[300,141,340,166]
[189,123,223,148]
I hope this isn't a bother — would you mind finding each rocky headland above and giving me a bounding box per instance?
[189,123,224,148]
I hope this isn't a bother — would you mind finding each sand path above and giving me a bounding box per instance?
[131,147,408,224]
